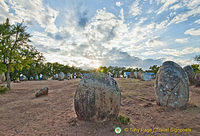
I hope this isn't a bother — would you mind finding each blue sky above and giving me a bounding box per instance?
[0,0,200,69]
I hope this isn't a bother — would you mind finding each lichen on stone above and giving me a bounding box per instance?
[155,61,189,108]
[74,72,121,121]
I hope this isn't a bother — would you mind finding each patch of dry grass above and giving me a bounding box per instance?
[121,91,138,100]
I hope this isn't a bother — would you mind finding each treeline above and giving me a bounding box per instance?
[94,65,160,75]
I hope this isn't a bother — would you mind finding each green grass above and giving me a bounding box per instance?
[0,86,9,94]
[117,115,130,125]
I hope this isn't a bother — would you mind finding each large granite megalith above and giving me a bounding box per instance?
[183,65,195,85]
[74,73,121,121]
[155,61,189,108]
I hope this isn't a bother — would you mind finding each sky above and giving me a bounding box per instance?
[0,0,200,70]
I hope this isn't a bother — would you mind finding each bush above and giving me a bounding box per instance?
[0,86,9,94]
[117,115,130,125]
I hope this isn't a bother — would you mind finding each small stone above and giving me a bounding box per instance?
[74,72,121,121]
[35,87,49,97]
[155,61,189,108]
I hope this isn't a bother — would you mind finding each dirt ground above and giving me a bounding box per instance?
[0,79,200,136]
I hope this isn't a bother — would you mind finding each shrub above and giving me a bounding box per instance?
[117,115,130,125]
[0,86,9,94]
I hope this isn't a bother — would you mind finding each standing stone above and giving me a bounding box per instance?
[134,72,139,79]
[194,73,200,87]
[138,71,144,79]
[130,72,134,78]
[53,74,58,80]
[35,75,39,80]
[183,65,195,85]
[74,72,121,121]
[59,72,65,81]
[20,75,27,81]
[66,73,71,80]
[155,61,189,108]
[142,73,151,81]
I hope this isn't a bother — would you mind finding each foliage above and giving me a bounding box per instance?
[96,66,142,77]
[146,65,160,74]
[191,64,200,73]
[0,86,9,94]
[117,115,130,125]
[194,55,200,63]
[0,18,37,89]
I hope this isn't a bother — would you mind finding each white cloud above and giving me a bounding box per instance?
[183,0,200,9]
[116,2,121,7]
[145,38,165,48]
[175,38,188,43]
[181,47,200,55]
[156,0,177,14]
[155,19,169,30]
[163,57,195,67]
[195,19,200,24]
[137,17,148,25]
[169,3,181,10]
[159,47,200,57]
[168,6,200,25]
[184,28,200,36]
[129,0,141,16]
[6,0,59,33]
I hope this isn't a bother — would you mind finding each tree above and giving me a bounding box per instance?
[0,18,32,89]
[148,65,160,74]
[195,55,200,63]
[191,64,200,73]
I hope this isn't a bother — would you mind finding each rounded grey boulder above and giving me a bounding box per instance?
[155,61,189,108]
[183,65,195,85]
[58,72,65,81]
[74,73,121,121]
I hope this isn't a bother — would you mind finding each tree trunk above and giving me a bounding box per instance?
[6,65,10,89]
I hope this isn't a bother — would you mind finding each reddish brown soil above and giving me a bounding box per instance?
[0,79,200,136]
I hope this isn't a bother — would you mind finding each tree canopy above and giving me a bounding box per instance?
[0,18,40,89]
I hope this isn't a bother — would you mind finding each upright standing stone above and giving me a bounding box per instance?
[66,73,71,80]
[35,75,39,80]
[130,72,134,78]
[183,65,195,85]
[134,72,139,79]
[53,74,58,80]
[138,71,144,79]
[194,73,200,87]
[74,73,121,121]
[58,72,65,81]
[142,73,151,81]
[155,61,189,108]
